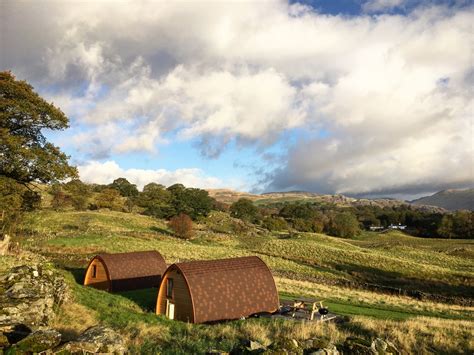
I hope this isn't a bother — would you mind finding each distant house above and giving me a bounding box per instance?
[84,251,167,292]
[369,226,384,231]
[156,256,279,323]
[389,223,407,230]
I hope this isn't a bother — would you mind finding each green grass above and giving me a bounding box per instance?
[9,209,474,353]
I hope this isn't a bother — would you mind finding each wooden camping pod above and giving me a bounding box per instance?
[84,251,167,292]
[156,256,279,323]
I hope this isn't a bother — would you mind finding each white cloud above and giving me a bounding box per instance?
[77,160,232,190]
[2,1,473,196]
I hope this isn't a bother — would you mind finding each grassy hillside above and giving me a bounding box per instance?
[12,210,474,353]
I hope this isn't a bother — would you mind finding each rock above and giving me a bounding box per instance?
[249,340,266,351]
[0,332,10,349]
[307,345,339,355]
[1,324,32,345]
[56,326,126,354]
[8,329,61,353]
[269,338,302,354]
[0,264,68,328]
[307,337,331,350]
[371,338,387,353]
[342,337,377,355]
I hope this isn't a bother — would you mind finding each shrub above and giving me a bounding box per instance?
[95,188,124,211]
[262,216,288,231]
[327,212,361,238]
[230,198,258,222]
[168,213,194,240]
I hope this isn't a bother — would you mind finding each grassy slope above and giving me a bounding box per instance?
[13,210,474,353]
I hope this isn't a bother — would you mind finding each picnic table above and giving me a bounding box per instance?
[280,297,330,321]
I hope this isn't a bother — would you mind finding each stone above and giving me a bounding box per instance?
[371,338,387,353]
[0,332,10,349]
[249,340,266,351]
[0,264,68,328]
[342,337,377,355]
[56,326,126,354]
[9,329,61,353]
[307,345,340,355]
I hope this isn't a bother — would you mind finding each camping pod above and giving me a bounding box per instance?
[84,251,167,292]
[156,256,279,323]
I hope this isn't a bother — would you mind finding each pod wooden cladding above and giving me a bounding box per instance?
[156,256,279,323]
[84,250,167,292]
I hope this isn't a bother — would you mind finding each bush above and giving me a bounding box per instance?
[64,179,91,210]
[327,212,361,238]
[95,188,124,211]
[230,198,258,222]
[168,213,194,240]
[262,216,288,231]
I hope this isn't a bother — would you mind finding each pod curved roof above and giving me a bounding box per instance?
[167,256,279,323]
[90,250,167,291]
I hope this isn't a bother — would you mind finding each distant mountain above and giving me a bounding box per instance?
[411,189,474,211]
[207,189,446,213]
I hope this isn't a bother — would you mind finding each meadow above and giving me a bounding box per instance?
[11,209,474,353]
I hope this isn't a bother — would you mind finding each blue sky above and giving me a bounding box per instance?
[3,0,472,197]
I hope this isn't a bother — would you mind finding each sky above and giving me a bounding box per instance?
[1,0,472,199]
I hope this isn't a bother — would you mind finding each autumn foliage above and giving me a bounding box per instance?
[168,213,194,240]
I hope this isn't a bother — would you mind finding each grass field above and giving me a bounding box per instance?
[12,209,474,353]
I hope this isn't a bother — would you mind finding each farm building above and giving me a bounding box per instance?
[156,256,279,323]
[84,250,167,292]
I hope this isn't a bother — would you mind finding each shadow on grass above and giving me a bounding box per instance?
[150,226,173,236]
[65,267,86,285]
[116,288,158,312]
[64,267,158,312]
[329,261,474,298]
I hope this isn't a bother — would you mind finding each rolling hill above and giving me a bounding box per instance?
[411,189,474,211]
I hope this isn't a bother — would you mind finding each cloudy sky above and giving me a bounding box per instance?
[1,0,472,199]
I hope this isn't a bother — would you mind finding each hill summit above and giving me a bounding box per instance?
[411,188,474,211]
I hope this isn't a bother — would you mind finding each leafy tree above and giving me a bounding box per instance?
[0,71,77,185]
[137,183,174,218]
[108,177,139,197]
[166,184,213,220]
[64,179,91,210]
[0,72,77,232]
[168,213,194,240]
[327,212,360,238]
[262,216,288,231]
[0,176,23,234]
[21,190,41,211]
[230,198,258,222]
[50,184,69,211]
[95,188,123,211]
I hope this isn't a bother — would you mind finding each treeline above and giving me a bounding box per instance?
[228,198,473,239]
[48,178,215,220]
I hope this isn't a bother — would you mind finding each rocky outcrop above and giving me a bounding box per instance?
[7,329,62,353]
[55,326,126,354]
[0,264,68,328]
[229,336,398,355]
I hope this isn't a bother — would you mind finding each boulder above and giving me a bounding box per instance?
[306,345,339,355]
[342,337,377,355]
[56,326,126,354]
[8,329,61,353]
[371,338,399,354]
[0,264,68,328]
